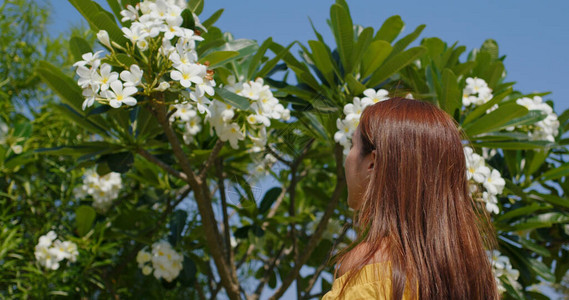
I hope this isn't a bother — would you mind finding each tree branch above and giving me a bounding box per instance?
[302,221,351,298]
[150,102,241,300]
[268,143,346,300]
[249,243,287,300]
[199,139,225,179]
[136,148,188,181]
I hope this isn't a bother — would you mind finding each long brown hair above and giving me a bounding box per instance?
[330,97,499,299]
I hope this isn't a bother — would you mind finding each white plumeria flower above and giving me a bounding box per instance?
[483,191,499,214]
[73,50,103,68]
[93,63,119,91]
[120,4,139,22]
[465,152,490,183]
[361,88,389,106]
[184,115,202,136]
[241,81,264,100]
[169,46,198,68]
[82,85,99,110]
[170,103,197,122]
[148,240,183,282]
[484,169,506,195]
[150,0,170,20]
[137,16,162,38]
[103,81,138,108]
[195,78,215,97]
[75,65,95,88]
[122,24,149,43]
[189,92,212,116]
[170,64,205,88]
[334,119,354,145]
[344,97,364,121]
[163,16,184,40]
[177,28,204,49]
[137,250,152,267]
[120,64,143,87]
[219,122,245,149]
[465,77,488,95]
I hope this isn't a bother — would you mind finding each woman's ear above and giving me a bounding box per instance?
[367,150,376,171]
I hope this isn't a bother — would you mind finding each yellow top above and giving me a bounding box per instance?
[321,261,415,300]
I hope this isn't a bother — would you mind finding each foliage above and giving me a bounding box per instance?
[1,0,568,299]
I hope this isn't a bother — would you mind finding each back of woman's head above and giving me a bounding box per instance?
[335,97,499,299]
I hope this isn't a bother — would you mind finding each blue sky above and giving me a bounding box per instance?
[48,1,568,298]
[51,0,569,114]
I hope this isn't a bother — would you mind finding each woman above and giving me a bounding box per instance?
[322,98,499,299]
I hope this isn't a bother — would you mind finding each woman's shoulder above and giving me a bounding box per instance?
[336,242,389,278]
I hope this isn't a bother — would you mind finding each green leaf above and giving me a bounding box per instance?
[198,51,239,68]
[524,149,549,177]
[181,8,195,30]
[366,46,426,88]
[303,112,329,141]
[36,61,83,111]
[52,104,109,136]
[463,103,528,137]
[389,24,426,57]
[247,38,273,80]
[472,140,553,150]
[188,0,204,15]
[92,11,129,46]
[510,212,569,231]
[106,0,123,24]
[361,40,392,79]
[345,74,366,95]
[348,27,373,74]
[502,110,548,129]
[76,205,96,237]
[169,210,188,246]
[529,192,569,209]
[308,40,336,86]
[69,37,93,62]
[213,87,250,110]
[539,162,569,182]
[496,202,547,223]
[462,89,510,125]
[257,42,295,79]
[374,15,404,43]
[480,39,499,61]
[330,4,354,74]
[517,236,550,257]
[98,151,134,173]
[35,142,121,157]
[202,9,223,29]
[259,187,282,215]
[439,68,460,117]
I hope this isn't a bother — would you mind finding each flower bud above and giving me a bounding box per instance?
[97,30,112,49]
[156,81,170,91]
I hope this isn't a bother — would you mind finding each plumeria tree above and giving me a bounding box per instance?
[3,0,569,299]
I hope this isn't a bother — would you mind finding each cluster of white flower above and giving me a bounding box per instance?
[464,146,505,214]
[73,0,210,111]
[34,231,79,270]
[73,168,122,212]
[74,51,143,110]
[487,249,521,293]
[505,96,560,142]
[250,152,278,178]
[334,89,390,155]
[462,77,496,112]
[203,76,291,150]
[462,78,559,142]
[137,240,183,282]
